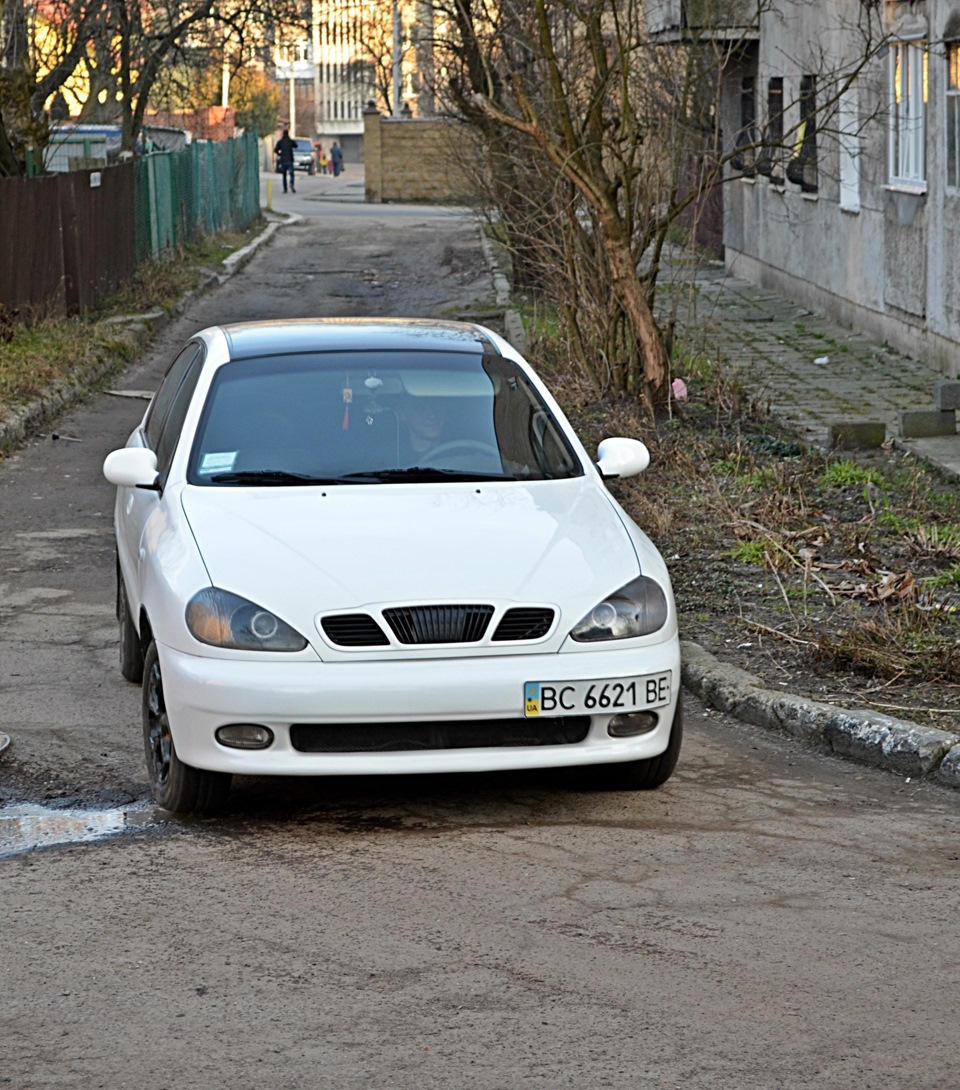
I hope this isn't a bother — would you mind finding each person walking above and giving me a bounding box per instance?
[330,141,343,178]
[274,128,297,193]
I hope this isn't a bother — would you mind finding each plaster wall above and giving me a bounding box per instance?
[723,0,960,376]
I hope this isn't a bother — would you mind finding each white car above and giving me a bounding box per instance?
[103,319,682,813]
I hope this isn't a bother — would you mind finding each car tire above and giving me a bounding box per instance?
[117,560,144,684]
[593,696,683,790]
[142,641,231,814]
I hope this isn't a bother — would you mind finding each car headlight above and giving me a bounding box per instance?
[186,588,308,651]
[570,576,669,641]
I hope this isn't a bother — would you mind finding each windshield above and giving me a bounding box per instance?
[187,350,583,486]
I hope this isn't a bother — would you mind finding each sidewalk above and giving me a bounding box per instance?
[663,260,960,477]
[260,162,366,213]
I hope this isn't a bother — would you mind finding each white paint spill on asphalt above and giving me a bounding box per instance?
[0,801,156,858]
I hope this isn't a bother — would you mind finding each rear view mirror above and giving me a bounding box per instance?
[103,447,160,489]
[596,437,650,479]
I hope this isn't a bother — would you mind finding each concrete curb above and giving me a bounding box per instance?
[681,640,960,788]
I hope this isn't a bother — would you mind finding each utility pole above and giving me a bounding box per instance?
[312,0,321,138]
[392,0,402,116]
[221,39,230,108]
[290,70,297,134]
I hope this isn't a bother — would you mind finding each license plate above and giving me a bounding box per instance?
[523,672,671,717]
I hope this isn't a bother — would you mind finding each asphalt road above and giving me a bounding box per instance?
[2,180,959,1088]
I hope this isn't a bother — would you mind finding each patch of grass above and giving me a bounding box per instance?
[923,563,960,589]
[816,610,960,683]
[0,319,114,417]
[819,459,882,487]
[727,539,769,565]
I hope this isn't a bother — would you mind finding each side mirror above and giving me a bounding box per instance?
[596,437,650,480]
[103,448,160,490]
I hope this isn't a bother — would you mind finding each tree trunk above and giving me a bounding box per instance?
[598,208,669,408]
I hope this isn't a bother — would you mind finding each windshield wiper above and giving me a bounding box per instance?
[346,466,517,483]
[209,470,378,486]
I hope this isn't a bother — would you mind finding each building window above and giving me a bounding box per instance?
[733,75,757,175]
[786,75,818,193]
[948,42,960,188]
[759,76,784,182]
[889,39,927,187]
[839,85,861,211]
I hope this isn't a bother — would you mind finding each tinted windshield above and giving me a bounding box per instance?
[187,350,583,486]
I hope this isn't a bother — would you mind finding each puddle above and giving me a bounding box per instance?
[0,801,158,858]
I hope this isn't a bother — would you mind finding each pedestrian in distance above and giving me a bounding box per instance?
[314,141,326,174]
[274,128,297,193]
[330,141,343,177]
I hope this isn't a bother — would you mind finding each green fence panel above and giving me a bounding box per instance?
[134,131,260,261]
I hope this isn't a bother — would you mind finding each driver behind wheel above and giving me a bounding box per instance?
[399,397,448,461]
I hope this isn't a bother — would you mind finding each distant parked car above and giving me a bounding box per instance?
[275,137,315,175]
[102,319,682,813]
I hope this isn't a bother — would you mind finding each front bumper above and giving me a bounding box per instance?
[158,639,681,776]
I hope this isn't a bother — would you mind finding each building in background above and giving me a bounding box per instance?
[272,0,437,162]
[648,0,960,378]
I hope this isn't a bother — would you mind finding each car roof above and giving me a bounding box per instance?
[217,319,502,361]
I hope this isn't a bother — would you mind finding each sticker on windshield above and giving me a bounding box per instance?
[199,451,238,475]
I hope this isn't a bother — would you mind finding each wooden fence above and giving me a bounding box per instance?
[0,165,136,319]
[0,130,260,320]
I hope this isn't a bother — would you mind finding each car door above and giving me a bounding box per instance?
[117,343,204,620]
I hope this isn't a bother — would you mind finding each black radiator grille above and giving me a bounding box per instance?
[321,614,389,646]
[492,607,555,641]
[383,604,494,644]
[289,717,590,752]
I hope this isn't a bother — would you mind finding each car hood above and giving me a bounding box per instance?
[180,478,642,630]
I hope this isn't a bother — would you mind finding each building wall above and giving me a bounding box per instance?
[362,110,481,203]
[723,0,960,377]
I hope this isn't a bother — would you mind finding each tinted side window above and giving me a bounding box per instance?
[145,344,202,451]
[155,354,204,476]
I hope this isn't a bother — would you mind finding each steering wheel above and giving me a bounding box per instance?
[426,440,500,462]
[423,440,503,472]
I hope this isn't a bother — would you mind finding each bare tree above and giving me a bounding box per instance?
[0,0,300,171]
[1,0,98,174]
[432,0,887,409]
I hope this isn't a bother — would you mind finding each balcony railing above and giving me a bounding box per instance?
[646,0,760,42]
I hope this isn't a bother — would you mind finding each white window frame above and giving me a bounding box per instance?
[947,42,960,190]
[888,39,927,189]
[839,85,860,211]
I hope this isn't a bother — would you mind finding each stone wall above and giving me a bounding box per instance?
[363,108,481,203]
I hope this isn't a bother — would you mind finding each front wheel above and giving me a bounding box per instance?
[142,641,231,814]
[592,696,683,790]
